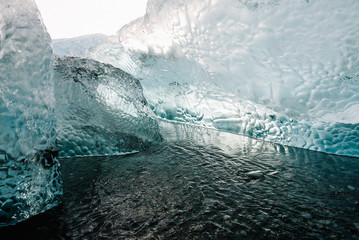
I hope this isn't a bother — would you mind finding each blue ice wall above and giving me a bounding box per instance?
[110,0,359,156]
[0,0,61,226]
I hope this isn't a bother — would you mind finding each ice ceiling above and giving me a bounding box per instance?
[0,0,358,227]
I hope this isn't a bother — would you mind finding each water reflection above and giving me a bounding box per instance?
[1,121,358,239]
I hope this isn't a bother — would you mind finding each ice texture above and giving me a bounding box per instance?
[53,34,111,57]
[111,0,359,157]
[0,0,61,226]
[54,56,163,158]
[87,42,140,77]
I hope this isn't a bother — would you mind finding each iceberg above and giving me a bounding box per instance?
[1,0,359,229]
[0,0,61,226]
[54,56,163,158]
[107,0,359,156]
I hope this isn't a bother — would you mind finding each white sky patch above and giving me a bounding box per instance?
[35,0,148,39]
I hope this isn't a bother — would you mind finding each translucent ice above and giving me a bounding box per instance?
[87,42,140,77]
[54,56,163,158]
[53,34,111,57]
[0,0,61,226]
[112,0,359,157]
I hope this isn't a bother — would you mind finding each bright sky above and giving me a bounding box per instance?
[35,0,148,39]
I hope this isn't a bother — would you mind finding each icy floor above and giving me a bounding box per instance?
[1,121,359,239]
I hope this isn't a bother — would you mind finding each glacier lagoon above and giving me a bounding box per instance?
[1,0,359,238]
[1,121,359,239]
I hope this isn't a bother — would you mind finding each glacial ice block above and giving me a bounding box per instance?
[54,56,163,158]
[87,42,140,77]
[114,0,359,157]
[52,34,111,57]
[0,0,61,226]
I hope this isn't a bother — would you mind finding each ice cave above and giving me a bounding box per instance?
[1,0,359,238]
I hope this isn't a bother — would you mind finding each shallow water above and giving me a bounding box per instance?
[1,121,359,239]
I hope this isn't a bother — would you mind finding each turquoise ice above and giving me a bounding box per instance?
[0,0,61,226]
